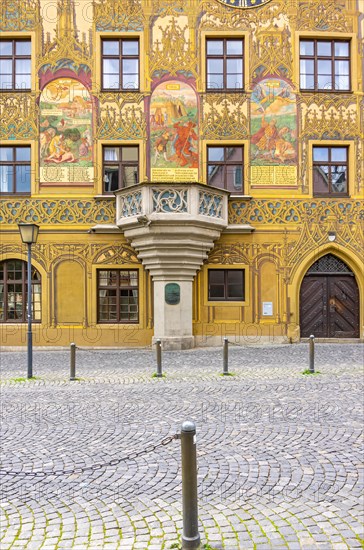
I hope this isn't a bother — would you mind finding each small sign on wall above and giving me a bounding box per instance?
[262,302,273,316]
[165,283,180,305]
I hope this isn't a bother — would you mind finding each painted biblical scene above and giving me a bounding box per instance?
[250,78,297,186]
[39,78,93,184]
[150,81,198,182]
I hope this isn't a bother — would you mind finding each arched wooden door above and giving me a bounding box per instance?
[300,254,360,338]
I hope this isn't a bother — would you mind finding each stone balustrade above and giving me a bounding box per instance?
[115,182,229,226]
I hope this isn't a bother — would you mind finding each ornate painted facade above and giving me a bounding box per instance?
[1,0,363,347]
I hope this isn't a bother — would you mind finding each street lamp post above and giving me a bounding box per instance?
[18,223,39,379]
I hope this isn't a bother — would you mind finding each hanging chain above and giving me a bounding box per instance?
[75,345,154,353]
[0,434,178,478]
[226,340,245,347]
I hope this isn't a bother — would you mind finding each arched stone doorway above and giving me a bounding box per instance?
[300,254,360,338]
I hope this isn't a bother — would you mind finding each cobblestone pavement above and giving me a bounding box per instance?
[1,343,363,550]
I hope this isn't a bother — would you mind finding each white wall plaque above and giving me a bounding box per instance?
[262,302,273,316]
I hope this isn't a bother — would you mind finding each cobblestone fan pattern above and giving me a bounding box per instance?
[1,344,363,549]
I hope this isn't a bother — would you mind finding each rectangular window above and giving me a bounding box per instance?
[102,39,139,91]
[98,270,139,323]
[300,39,350,91]
[0,39,31,91]
[313,146,348,196]
[207,146,244,193]
[0,146,31,194]
[206,38,244,91]
[208,270,245,301]
[103,146,139,193]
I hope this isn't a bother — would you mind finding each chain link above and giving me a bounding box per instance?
[0,434,178,478]
[75,345,153,352]
[227,340,246,348]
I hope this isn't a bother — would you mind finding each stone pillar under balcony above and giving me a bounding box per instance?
[115,183,229,350]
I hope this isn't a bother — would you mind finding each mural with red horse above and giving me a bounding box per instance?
[150,80,198,182]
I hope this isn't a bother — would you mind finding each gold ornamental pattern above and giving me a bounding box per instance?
[151,0,189,16]
[0,93,38,140]
[37,0,92,74]
[96,93,147,140]
[0,243,139,270]
[201,93,249,139]
[0,0,40,31]
[0,199,116,226]
[251,25,292,81]
[199,0,283,30]
[229,199,364,227]
[94,0,144,31]
[149,17,198,78]
[210,200,363,276]
[299,94,361,139]
[296,0,353,32]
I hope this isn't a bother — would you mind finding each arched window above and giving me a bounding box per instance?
[0,260,41,322]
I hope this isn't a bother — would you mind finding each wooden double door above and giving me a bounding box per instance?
[300,274,359,338]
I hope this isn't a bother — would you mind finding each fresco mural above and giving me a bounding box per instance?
[150,81,198,182]
[39,78,93,184]
[250,78,297,187]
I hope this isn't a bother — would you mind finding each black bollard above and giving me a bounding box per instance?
[309,334,315,373]
[156,339,162,377]
[181,421,200,549]
[223,337,229,375]
[70,343,76,380]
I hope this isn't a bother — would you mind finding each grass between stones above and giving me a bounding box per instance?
[170,544,218,550]
[9,376,41,383]
[301,370,321,375]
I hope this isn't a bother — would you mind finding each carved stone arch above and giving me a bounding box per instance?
[294,246,362,339]
[0,250,47,277]
[51,254,87,271]
[256,252,281,269]
[92,245,140,265]
[306,254,352,274]
[207,243,249,266]
[291,243,363,291]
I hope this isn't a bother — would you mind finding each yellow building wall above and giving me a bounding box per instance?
[55,261,85,324]
[0,0,363,346]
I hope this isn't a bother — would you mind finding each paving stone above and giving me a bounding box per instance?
[0,344,363,549]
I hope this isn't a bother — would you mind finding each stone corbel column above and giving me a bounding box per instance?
[115,183,229,349]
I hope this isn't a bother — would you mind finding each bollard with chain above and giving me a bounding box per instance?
[70,343,76,380]
[156,339,162,377]
[181,420,200,549]
[223,337,229,375]
[309,334,315,373]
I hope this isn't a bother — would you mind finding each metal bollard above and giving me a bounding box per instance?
[70,343,76,380]
[309,334,315,373]
[181,421,200,549]
[156,339,162,377]
[223,337,229,375]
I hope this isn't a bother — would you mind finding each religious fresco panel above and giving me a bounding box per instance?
[39,78,93,185]
[250,78,297,188]
[150,80,198,183]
